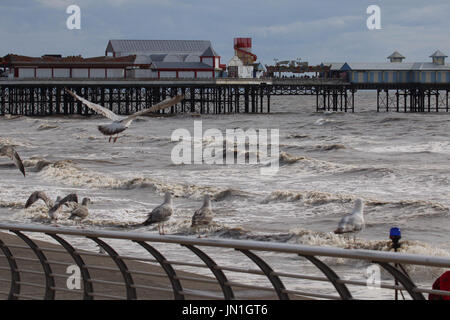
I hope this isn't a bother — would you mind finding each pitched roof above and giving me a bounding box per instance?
[106,40,212,55]
[201,46,219,57]
[228,56,243,67]
[387,51,405,59]
[430,50,448,58]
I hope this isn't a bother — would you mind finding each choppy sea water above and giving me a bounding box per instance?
[0,91,449,299]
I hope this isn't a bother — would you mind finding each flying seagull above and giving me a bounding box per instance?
[143,192,173,235]
[25,191,78,220]
[334,198,365,236]
[0,145,25,176]
[191,195,214,228]
[65,89,184,142]
[68,197,91,220]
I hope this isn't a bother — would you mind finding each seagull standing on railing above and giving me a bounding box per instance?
[143,192,173,235]
[334,198,365,238]
[0,145,25,177]
[65,89,184,143]
[191,195,214,228]
[25,191,78,221]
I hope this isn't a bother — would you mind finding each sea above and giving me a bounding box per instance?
[0,90,449,299]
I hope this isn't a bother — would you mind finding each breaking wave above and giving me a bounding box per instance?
[213,188,252,201]
[32,158,251,200]
[278,152,346,171]
[262,190,449,216]
[37,123,60,130]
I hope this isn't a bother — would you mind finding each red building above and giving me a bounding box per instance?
[0,54,147,79]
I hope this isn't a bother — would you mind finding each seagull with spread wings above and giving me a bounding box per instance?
[25,191,78,220]
[65,89,184,143]
[0,145,25,177]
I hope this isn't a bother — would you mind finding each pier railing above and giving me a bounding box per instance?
[0,223,449,300]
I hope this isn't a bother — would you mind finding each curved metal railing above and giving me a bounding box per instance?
[0,223,449,300]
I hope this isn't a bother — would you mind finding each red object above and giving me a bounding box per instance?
[429,271,450,300]
[234,38,252,48]
[233,37,257,62]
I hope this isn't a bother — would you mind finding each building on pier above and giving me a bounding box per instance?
[106,40,226,79]
[0,54,147,79]
[227,38,265,78]
[325,50,450,84]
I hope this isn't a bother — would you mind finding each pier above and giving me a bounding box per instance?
[0,78,449,116]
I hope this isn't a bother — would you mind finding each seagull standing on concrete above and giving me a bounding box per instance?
[0,145,25,176]
[65,89,184,143]
[143,192,173,235]
[25,191,78,221]
[191,195,214,228]
[334,198,365,237]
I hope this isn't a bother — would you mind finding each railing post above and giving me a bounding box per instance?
[237,249,289,300]
[11,231,55,300]
[134,241,185,300]
[88,237,137,300]
[182,244,235,300]
[47,233,94,300]
[300,255,353,300]
[377,262,425,300]
[0,239,20,300]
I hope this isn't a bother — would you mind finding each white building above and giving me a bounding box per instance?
[227,56,253,78]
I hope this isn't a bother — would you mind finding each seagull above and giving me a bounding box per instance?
[25,191,78,220]
[334,198,365,237]
[143,192,173,235]
[191,195,214,228]
[0,145,25,176]
[65,89,184,143]
[68,197,91,220]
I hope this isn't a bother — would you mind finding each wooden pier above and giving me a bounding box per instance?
[0,78,449,116]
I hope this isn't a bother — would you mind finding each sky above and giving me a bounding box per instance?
[1,0,450,65]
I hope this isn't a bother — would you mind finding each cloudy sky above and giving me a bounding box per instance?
[1,0,449,65]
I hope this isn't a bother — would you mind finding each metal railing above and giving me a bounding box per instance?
[0,223,449,300]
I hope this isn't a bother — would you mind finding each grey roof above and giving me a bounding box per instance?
[323,62,346,71]
[387,51,405,59]
[106,40,212,55]
[149,54,167,62]
[201,46,219,57]
[430,50,448,58]
[163,54,189,62]
[347,62,415,71]
[333,62,450,71]
[151,61,214,70]
[411,62,450,70]
[133,55,152,64]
